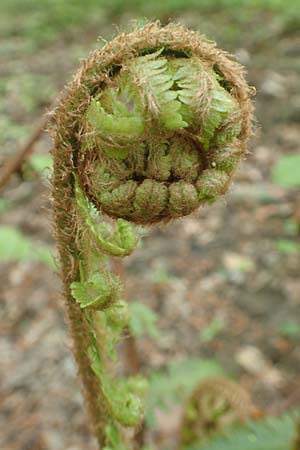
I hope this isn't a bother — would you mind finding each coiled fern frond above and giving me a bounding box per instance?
[179,377,258,447]
[51,22,254,449]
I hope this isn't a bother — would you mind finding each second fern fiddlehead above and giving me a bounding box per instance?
[51,22,254,449]
[179,377,258,447]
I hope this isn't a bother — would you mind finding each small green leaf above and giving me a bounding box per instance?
[103,424,129,450]
[74,180,138,256]
[130,50,188,131]
[101,375,145,427]
[114,219,138,253]
[70,270,120,309]
[110,391,144,427]
[125,375,149,397]
[106,300,130,329]
[86,94,144,140]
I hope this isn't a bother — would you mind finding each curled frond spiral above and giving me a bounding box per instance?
[179,376,258,447]
[54,22,253,227]
[51,22,254,449]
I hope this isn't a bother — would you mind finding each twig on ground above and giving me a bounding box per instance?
[0,102,55,191]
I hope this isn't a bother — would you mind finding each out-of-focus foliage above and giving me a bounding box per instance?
[129,302,161,339]
[284,219,299,237]
[149,266,175,284]
[1,0,299,49]
[0,199,10,214]
[0,117,28,144]
[276,239,300,255]
[279,321,300,340]
[0,225,54,268]
[185,411,299,450]
[128,305,225,426]
[147,358,224,426]
[4,74,55,113]
[200,318,226,342]
[272,155,300,189]
[27,154,53,176]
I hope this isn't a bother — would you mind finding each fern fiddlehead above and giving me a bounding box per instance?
[179,377,258,447]
[51,22,254,449]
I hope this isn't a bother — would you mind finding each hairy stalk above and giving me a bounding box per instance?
[51,22,254,449]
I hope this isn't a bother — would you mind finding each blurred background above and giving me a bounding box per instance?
[0,1,300,449]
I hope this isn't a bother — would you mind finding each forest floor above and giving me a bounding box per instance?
[1,6,300,450]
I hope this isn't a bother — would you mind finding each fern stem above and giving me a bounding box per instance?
[52,168,107,445]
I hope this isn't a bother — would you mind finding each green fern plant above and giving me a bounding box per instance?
[51,22,254,449]
[179,377,300,450]
[185,410,300,450]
